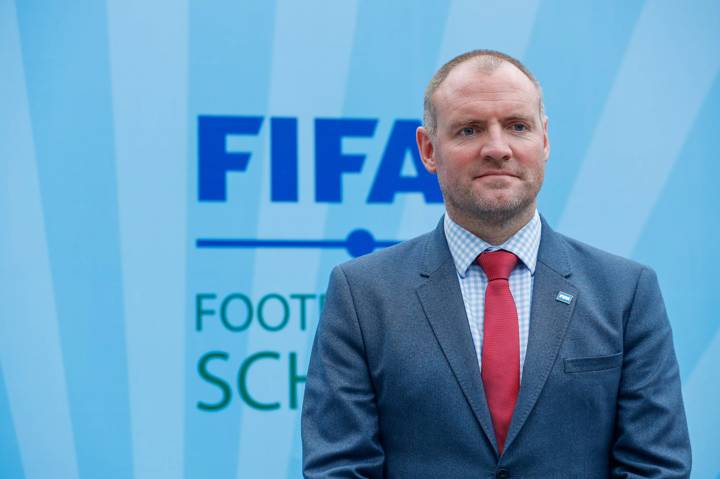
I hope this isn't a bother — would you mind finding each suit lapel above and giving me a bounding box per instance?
[415,221,499,454]
[503,218,578,452]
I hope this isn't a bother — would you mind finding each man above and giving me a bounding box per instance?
[302,50,691,478]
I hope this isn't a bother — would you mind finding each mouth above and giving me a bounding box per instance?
[476,171,519,179]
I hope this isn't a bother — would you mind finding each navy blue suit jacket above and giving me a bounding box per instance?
[302,217,691,478]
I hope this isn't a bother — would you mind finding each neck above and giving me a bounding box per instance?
[448,205,535,246]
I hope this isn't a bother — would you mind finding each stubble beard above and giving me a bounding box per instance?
[442,179,541,229]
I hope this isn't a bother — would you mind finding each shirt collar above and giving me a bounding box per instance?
[444,210,542,278]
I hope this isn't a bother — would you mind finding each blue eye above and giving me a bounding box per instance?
[461,127,475,136]
[511,123,528,132]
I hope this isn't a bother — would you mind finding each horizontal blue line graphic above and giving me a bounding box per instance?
[196,229,399,257]
[198,239,344,248]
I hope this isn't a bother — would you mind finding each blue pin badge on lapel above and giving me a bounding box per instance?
[555,291,573,305]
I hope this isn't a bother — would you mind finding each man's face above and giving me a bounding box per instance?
[417,60,549,228]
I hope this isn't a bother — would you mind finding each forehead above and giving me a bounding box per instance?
[433,61,540,121]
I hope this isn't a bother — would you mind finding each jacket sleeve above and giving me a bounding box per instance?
[301,265,385,478]
[611,267,692,478]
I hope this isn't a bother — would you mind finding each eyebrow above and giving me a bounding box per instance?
[448,114,537,130]
[505,114,537,124]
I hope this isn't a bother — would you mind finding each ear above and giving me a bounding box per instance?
[416,126,437,173]
[542,116,550,162]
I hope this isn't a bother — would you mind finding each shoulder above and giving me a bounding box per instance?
[334,229,434,283]
[547,228,661,304]
[559,232,647,275]
[320,229,439,322]
[537,214,647,279]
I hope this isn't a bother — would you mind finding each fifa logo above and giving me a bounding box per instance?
[197,115,442,204]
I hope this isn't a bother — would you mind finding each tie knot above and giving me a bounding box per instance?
[477,250,518,281]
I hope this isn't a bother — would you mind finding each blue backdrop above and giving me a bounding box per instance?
[2,1,719,478]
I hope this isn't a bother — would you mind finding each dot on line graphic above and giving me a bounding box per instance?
[196,229,400,258]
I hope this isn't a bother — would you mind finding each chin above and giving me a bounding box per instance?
[471,196,533,223]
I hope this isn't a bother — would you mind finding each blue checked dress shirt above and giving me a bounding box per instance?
[444,210,542,379]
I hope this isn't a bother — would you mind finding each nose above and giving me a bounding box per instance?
[481,126,512,163]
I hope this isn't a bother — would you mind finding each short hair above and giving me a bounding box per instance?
[423,49,545,136]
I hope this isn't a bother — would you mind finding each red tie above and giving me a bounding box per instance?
[477,250,520,454]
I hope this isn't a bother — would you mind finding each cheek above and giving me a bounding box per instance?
[445,140,480,159]
[435,156,465,180]
[515,145,547,175]
[433,164,452,189]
